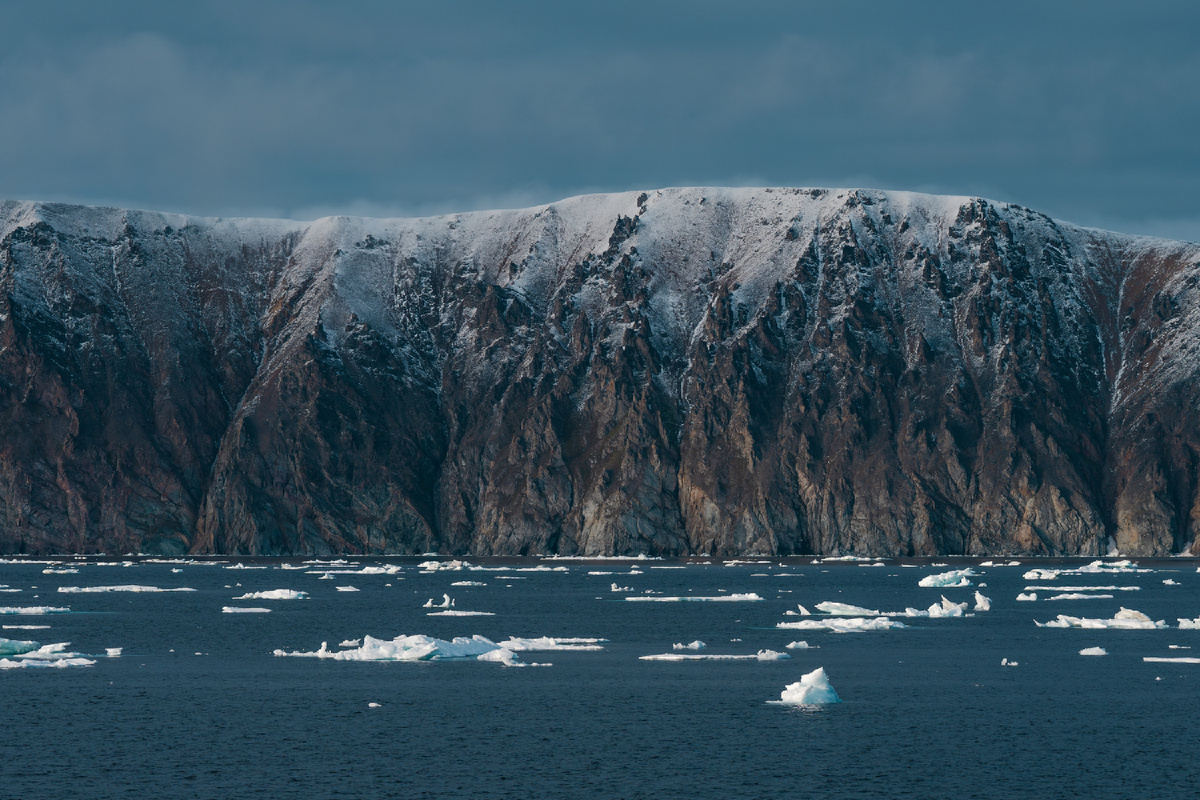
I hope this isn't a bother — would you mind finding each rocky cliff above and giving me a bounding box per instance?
[2,188,1198,556]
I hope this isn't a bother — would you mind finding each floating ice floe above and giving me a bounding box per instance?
[1080,647,1108,656]
[427,610,494,616]
[777,667,841,705]
[974,592,992,612]
[273,634,547,666]
[423,594,454,608]
[1016,593,1038,601]
[222,607,272,613]
[1024,585,1140,592]
[903,596,969,618]
[0,642,98,669]
[308,566,402,575]
[234,590,309,600]
[0,637,41,656]
[611,583,633,592]
[496,637,606,651]
[673,641,706,651]
[3,624,49,630]
[641,649,789,661]
[1045,593,1114,601]
[57,585,196,593]
[1143,657,1200,664]
[785,641,815,649]
[1163,579,1179,586]
[1036,608,1167,629]
[624,593,763,602]
[450,581,486,587]
[816,601,880,616]
[1001,657,1018,667]
[1023,560,1152,581]
[336,586,359,592]
[1177,618,1200,629]
[918,568,976,588]
[979,560,1022,567]
[0,606,70,615]
[777,617,905,633]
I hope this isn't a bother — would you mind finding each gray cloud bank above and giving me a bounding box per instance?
[3,1,1198,240]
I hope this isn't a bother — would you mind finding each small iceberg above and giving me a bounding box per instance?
[918,568,976,588]
[222,607,272,613]
[673,641,706,651]
[642,650,789,662]
[777,617,906,633]
[815,601,879,616]
[1079,647,1108,656]
[974,592,992,612]
[1035,607,1167,629]
[778,667,841,705]
[57,585,196,593]
[496,637,606,651]
[624,593,763,602]
[0,606,70,615]
[423,594,455,609]
[903,596,969,618]
[234,590,309,600]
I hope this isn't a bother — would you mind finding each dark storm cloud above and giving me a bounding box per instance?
[2,1,1198,239]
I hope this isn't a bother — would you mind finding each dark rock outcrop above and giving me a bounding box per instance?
[1,189,1197,556]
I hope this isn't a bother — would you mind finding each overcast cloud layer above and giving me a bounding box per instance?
[3,1,1198,240]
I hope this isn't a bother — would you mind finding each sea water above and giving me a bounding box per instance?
[1,556,1197,798]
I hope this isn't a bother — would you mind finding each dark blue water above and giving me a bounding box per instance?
[2,556,1197,799]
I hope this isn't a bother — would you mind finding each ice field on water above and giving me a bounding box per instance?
[2,555,1199,798]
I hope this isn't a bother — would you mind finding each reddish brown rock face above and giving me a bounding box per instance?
[1,190,1197,556]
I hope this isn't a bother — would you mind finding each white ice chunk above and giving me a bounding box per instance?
[423,594,454,608]
[778,667,841,705]
[1023,585,1140,592]
[57,585,195,593]
[642,649,789,662]
[611,583,634,592]
[1079,647,1108,656]
[339,639,361,648]
[427,610,494,616]
[1163,579,1179,585]
[777,617,906,633]
[106,647,122,657]
[1045,593,1115,601]
[1177,618,1200,629]
[816,601,880,616]
[0,637,40,656]
[1016,593,1038,601]
[1143,657,1200,664]
[1035,607,1167,629]
[903,596,969,618]
[496,637,606,651]
[918,568,976,588]
[785,641,816,649]
[673,640,706,650]
[1001,657,1018,667]
[336,586,359,592]
[234,590,309,600]
[974,591,992,612]
[222,607,272,613]
[274,634,505,662]
[450,581,486,587]
[624,593,763,602]
[0,606,69,615]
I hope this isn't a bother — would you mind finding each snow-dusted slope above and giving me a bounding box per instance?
[1,189,1198,556]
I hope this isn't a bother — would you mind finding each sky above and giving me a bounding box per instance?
[3,1,1199,240]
